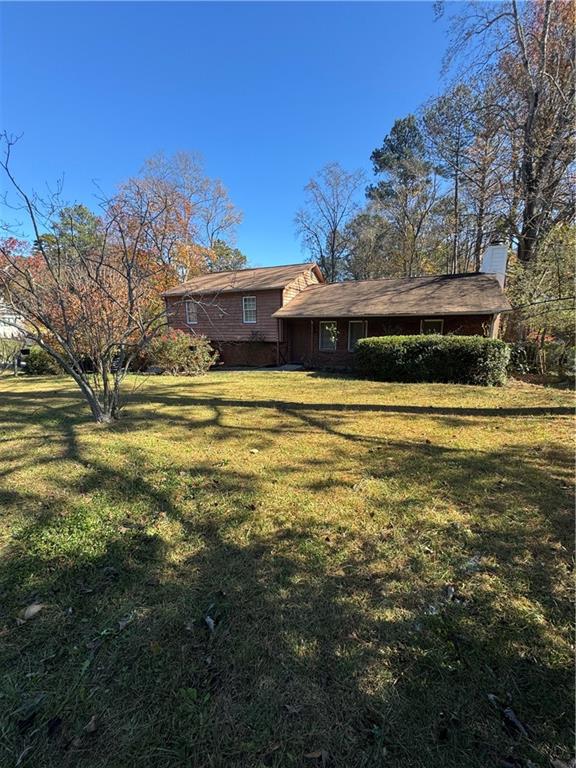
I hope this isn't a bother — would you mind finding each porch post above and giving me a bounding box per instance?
[276,318,280,365]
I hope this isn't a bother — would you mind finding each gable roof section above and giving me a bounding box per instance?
[162,263,323,297]
[273,273,511,318]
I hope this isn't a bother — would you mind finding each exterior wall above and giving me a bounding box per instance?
[0,300,25,340]
[286,314,495,368]
[213,341,287,367]
[282,268,321,305]
[165,270,320,366]
[166,289,283,343]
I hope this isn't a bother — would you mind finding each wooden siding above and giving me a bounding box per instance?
[166,289,284,342]
[286,314,495,368]
[282,268,320,305]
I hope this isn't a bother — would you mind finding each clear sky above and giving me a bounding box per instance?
[1,1,457,266]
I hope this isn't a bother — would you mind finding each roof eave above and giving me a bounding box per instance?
[273,307,511,319]
[163,285,289,298]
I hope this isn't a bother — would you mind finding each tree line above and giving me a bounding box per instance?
[295,0,574,347]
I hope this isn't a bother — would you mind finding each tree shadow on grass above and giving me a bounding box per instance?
[0,384,573,425]
[0,383,573,768]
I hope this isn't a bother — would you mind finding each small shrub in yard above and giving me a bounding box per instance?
[23,347,62,375]
[355,335,510,386]
[148,330,218,375]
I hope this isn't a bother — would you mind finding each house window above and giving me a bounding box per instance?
[319,321,338,351]
[242,296,257,323]
[185,300,198,325]
[421,318,444,335]
[348,320,366,351]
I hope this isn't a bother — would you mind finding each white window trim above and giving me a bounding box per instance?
[185,300,198,325]
[242,296,257,324]
[420,318,444,335]
[319,320,338,352]
[348,320,367,352]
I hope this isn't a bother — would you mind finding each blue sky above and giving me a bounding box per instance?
[1,1,457,266]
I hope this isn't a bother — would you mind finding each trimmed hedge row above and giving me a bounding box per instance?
[354,335,510,386]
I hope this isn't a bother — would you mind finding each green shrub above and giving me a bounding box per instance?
[354,335,510,386]
[24,347,62,375]
[508,339,575,377]
[148,330,218,375]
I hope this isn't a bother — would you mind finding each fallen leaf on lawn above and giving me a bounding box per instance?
[284,704,303,715]
[502,706,530,739]
[304,749,329,765]
[463,555,482,573]
[15,746,33,766]
[117,613,134,631]
[20,603,45,622]
[84,715,98,733]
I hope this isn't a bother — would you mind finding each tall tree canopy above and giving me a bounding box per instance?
[295,162,364,282]
[338,0,574,338]
[368,116,445,277]
[442,0,575,264]
[117,152,243,283]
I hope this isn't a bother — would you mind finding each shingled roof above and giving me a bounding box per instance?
[162,263,323,297]
[273,273,511,318]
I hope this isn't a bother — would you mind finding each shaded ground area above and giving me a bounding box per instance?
[0,373,573,768]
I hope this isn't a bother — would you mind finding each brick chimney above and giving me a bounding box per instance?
[480,239,508,287]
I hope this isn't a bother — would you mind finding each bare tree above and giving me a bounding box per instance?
[0,134,171,422]
[121,152,243,282]
[423,84,478,272]
[442,0,576,263]
[295,162,365,282]
[343,207,395,280]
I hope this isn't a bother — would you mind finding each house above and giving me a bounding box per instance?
[163,243,512,368]
[0,298,26,341]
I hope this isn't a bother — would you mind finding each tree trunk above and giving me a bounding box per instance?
[517,204,539,264]
[473,202,485,272]
[452,147,460,274]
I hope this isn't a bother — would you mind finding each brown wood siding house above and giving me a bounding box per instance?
[163,264,323,366]
[163,249,511,368]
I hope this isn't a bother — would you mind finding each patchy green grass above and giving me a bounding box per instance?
[0,372,573,768]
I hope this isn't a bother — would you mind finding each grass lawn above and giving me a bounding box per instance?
[0,372,573,768]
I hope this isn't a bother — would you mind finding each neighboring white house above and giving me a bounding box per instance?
[0,298,26,340]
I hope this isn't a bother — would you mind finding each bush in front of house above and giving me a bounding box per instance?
[354,335,510,386]
[148,330,218,375]
[23,346,63,375]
